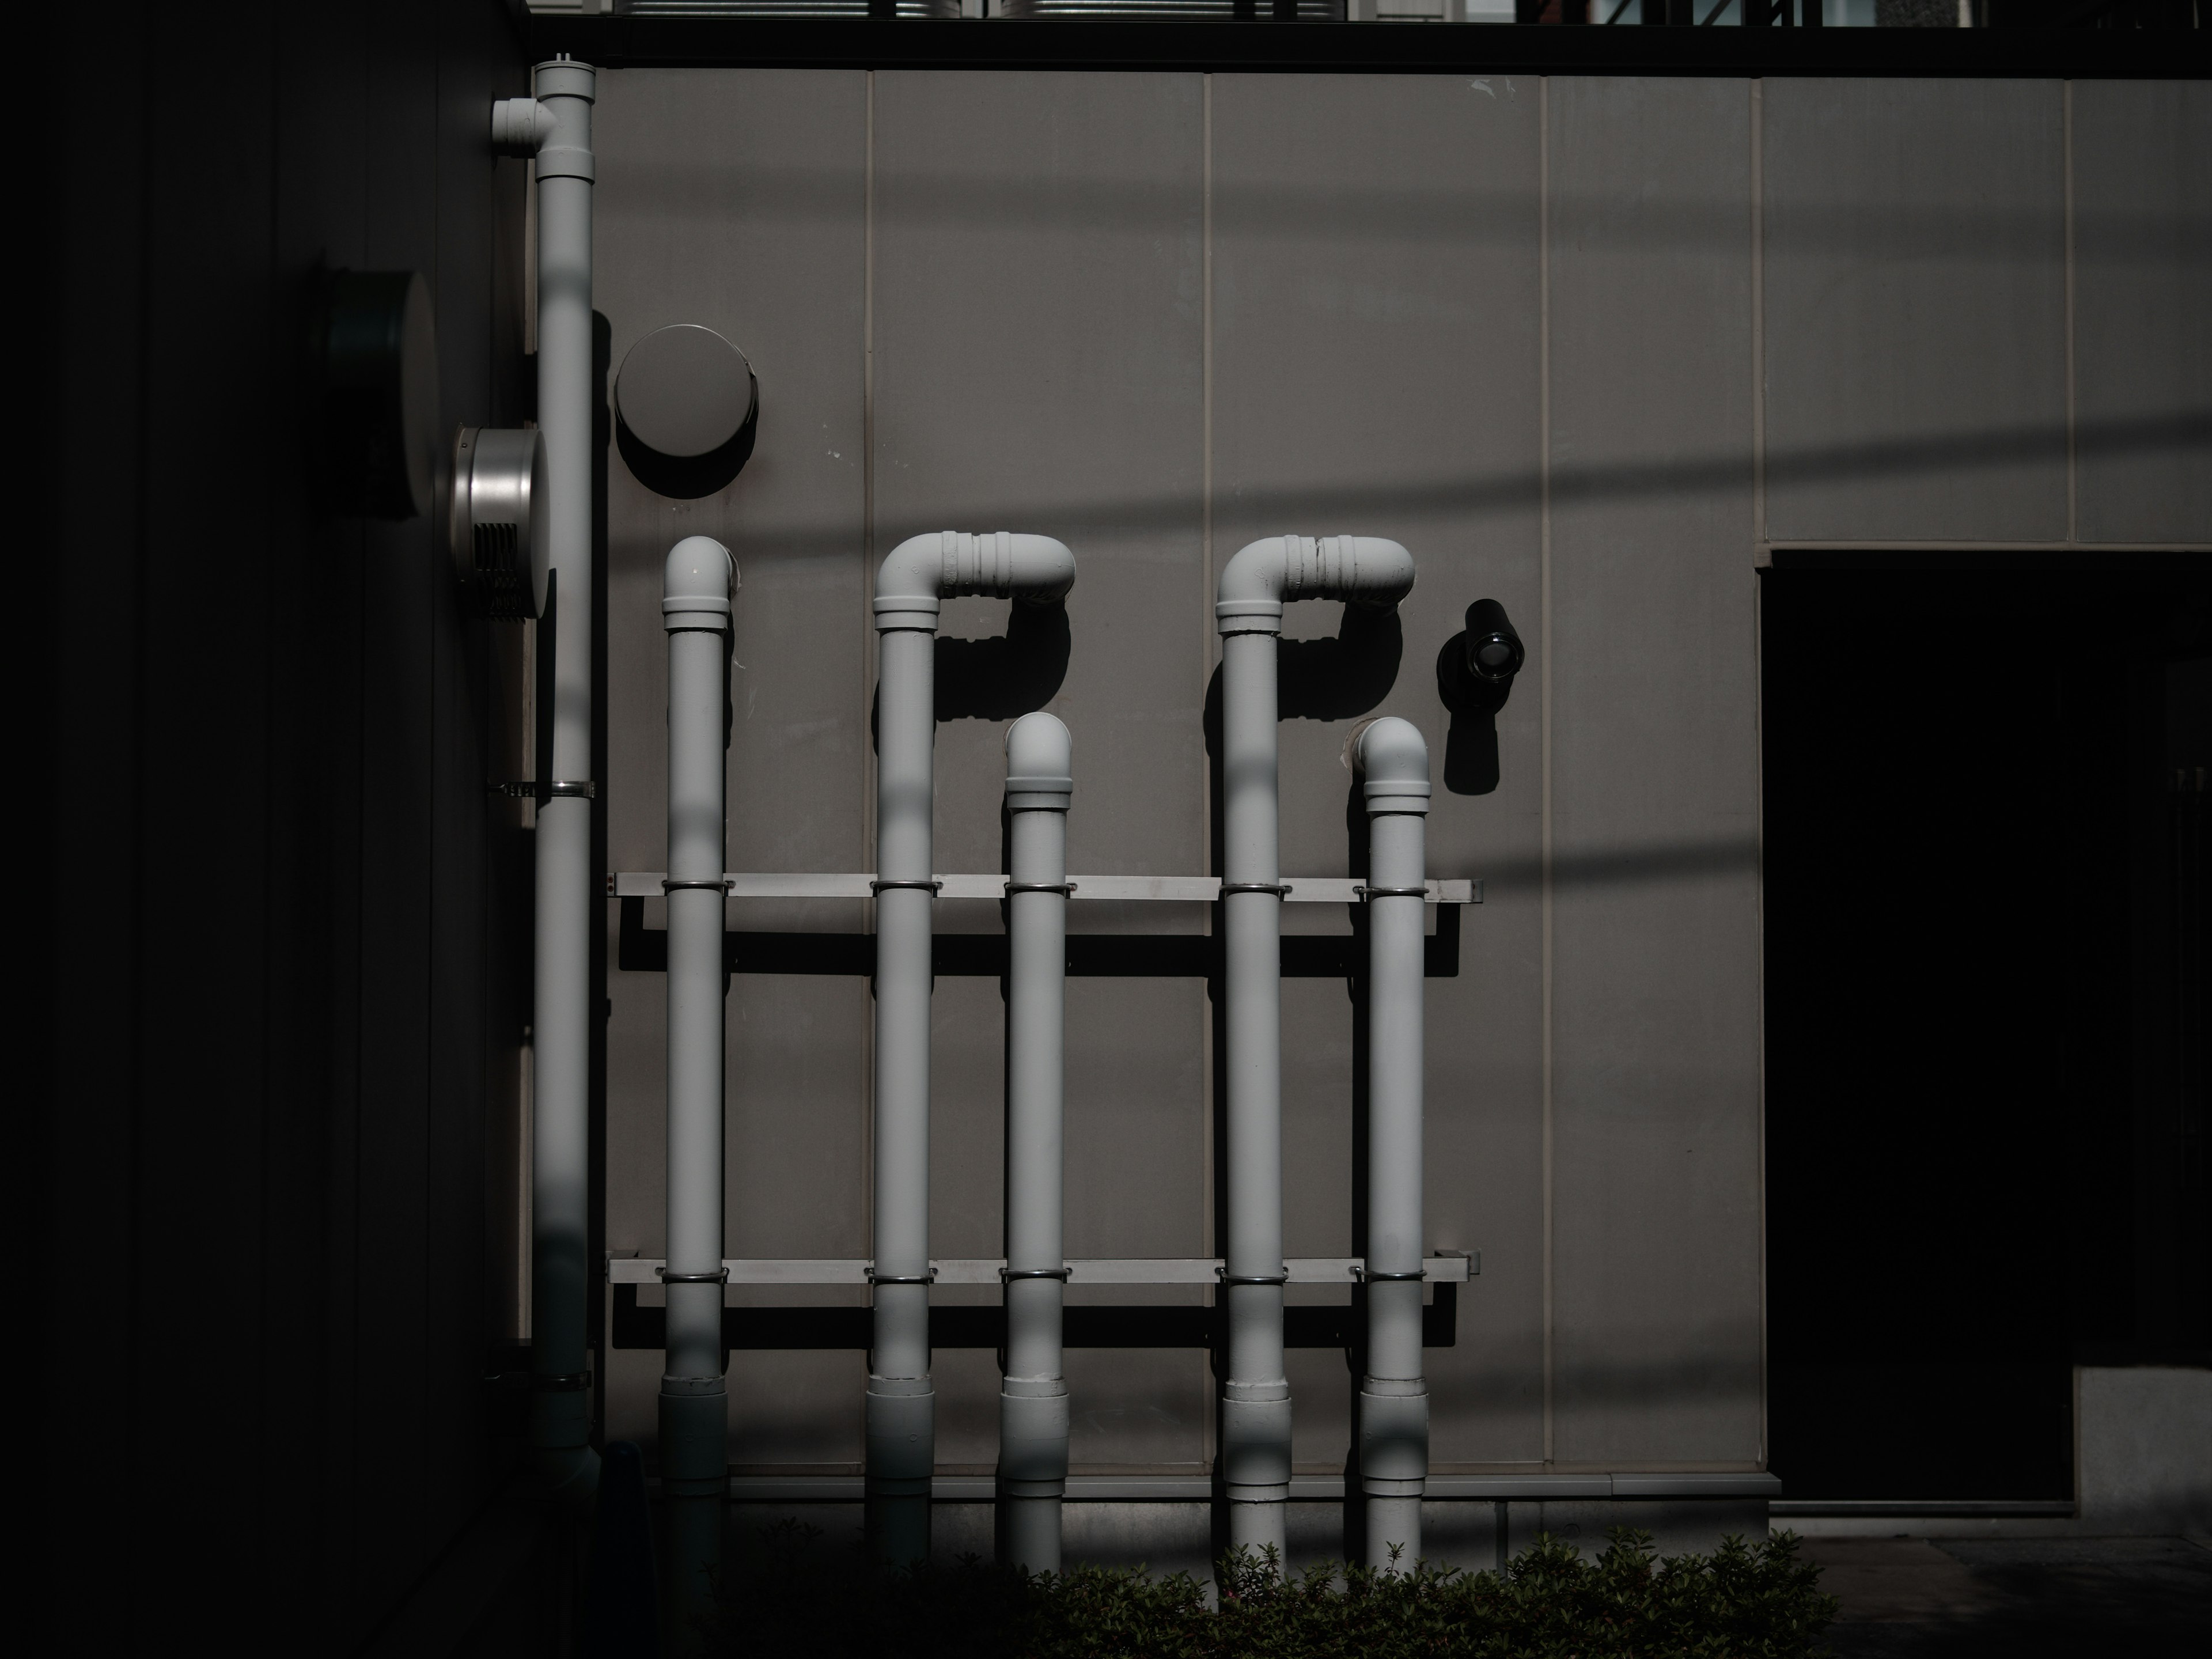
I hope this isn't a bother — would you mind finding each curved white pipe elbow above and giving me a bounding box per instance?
[875,532,1076,630]
[1004,710,1074,787]
[491,96,556,154]
[1215,535,1415,632]
[1352,717,1432,816]
[663,534,737,629]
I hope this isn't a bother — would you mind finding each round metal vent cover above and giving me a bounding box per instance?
[446,426,549,621]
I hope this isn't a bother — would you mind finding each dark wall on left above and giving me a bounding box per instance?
[31,2,532,1647]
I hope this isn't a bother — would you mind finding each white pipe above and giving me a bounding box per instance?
[661,537,736,1644]
[1214,536,1415,1560]
[494,56,600,1506]
[1351,717,1430,1570]
[998,713,1073,1574]
[870,532,1076,1564]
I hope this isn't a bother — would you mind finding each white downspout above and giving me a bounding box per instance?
[870,532,1076,1565]
[998,712,1074,1574]
[1351,717,1431,1570]
[1214,535,1415,1561]
[493,56,600,1505]
[661,537,736,1646]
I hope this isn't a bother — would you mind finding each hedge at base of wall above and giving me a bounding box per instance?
[713,1524,1839,1657]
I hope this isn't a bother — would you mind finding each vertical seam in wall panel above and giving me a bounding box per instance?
[1199,70,1216,1474]
[1750,78,1768,1474]
[1537,75,1554,1472]
[1751,81,1765,552]
[861,70,877,1262]
[2063,79,2077,546]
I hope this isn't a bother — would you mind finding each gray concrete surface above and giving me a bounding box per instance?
[1809,1535,2212,1658]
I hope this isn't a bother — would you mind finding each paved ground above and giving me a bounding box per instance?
[1806,1536,2212,1657]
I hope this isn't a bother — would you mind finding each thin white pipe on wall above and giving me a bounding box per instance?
[1351,716,1431,1570]
[661,536,736,1645]
[870,532,1076,1565]
[1214,535,1415,1560]
[998,713,1074,1574]
[493,55,600,1505]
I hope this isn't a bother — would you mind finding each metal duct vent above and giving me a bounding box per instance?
[446,427,551,622]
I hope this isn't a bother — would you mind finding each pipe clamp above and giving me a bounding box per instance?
[1357,1268,1428,1281]
[657,1267,730,1284]
[1003,881,1077,897]
[661,878,730,894]
[1219,882,1291,898]
[870,877,942,895]
[1218,1268,1290,1287]
[1000,1266,1072,1282]
[546,781,596,800]
[869,1269,938,1285]
[534,1372,593,1392]
[1354,886,1429,901]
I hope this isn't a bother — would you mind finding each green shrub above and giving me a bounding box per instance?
[721,1523,1838,1658]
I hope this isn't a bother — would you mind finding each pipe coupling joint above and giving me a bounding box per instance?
[1357,1388,1430,1488]
[532,59,599,102]
[998,1391,1070,1484]
[873,595,941,634]
[1214,599,1284,637]
[659,1385,730,1489]
[662,597,730,634]
[1220,1394,1293,1491]
[1362,778,1433,816]
[1004,774,1074,811]
[490,98,554,156]
[865,1385,935,1486]
[533,145,594,183]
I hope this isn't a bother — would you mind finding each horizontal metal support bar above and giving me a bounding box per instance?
[610,872,1479,905]
[609,1253,1475,1287]
[714,1472,1781,1504]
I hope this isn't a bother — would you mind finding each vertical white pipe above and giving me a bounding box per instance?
[661,537,735,1646]
[999,713,1073,1574]
[495,56,600,1504]
[869,532,1076,1565]
[1214,536,1414,1565]
[1353,717,1430,1570]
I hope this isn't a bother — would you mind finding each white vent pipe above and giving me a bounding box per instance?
[1214,535,1415,1559]
[998,712,1074,1574]
[493,56,599,1505]
[1351,717,1430,1569]
[870,532,1077,1563]
[661,537,736,1644]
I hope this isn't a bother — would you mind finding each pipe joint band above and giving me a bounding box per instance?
[546,781,596,800]
[1219,882,1291,899]
[1215,599,1285,637]
[1003,882,1076,897]
[660,879,730,895]
[1004,774,1074,811]
[870,877,942,895]
[872,596,941,633]
[1353,887,1429,902]
[1218,1268,1290,1286]
[1000,1266,1072,1282]
[657,1267,730,1284]
[533,145,595,183]
[532,59,598,100]
[1357,1267,1429,1281]
[869,1270,938,1286]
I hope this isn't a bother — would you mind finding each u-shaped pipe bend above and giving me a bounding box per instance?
[1214,534,1415,631]
[875,531,1077,631]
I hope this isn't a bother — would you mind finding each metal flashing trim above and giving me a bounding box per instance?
[611,871,1479,904]
[1769,1499,2074,1518]
[714,1472,1780,1503]
[528,17,2212,81]
[609,1255,1476,1286]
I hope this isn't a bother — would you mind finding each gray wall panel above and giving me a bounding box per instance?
[870,70,1212,1468]
[1548,78,1764,1467]
[1763,79,2067,543]
[1211,72,1546,1469]
[2073,81,2212,545]
[594,64,872,1422]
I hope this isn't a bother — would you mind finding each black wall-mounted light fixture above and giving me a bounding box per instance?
[1463,598,1524,687]
[309,270,439,520]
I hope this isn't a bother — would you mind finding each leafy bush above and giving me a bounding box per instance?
[721,1523,1838,1658]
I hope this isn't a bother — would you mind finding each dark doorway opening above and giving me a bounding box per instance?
[1762,558,2210,1502]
